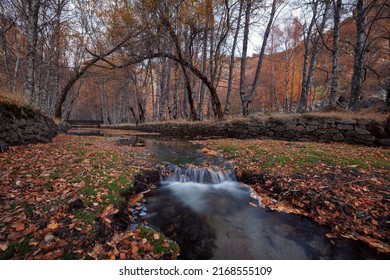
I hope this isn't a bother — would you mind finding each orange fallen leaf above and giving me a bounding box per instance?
[128,194,144,205]
[47,222,58,230]
[13,222,25,232]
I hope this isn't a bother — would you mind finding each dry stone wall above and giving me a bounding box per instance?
[132,115,390,147]
[0,101,61,151]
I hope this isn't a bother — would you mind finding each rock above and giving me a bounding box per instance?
[283,130,295,139]
[293,125,305,133]
[332,133,344,142]
[305,125,317,132]
[337,124,354,130]
[336,119,357,125]
[385,115,390,136]
[360,96,384,108]
[367,120,386,138]
[0,100,59,148]
[357,134,376,141]
[376,138,390,146]
[355,127,371,135]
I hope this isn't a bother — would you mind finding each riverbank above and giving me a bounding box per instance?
[199,138,390,254]
[0,133,179,259]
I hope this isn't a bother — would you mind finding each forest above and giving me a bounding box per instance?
[0,0,389,123]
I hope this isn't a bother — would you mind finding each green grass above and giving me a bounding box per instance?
[137,226,180,256]
[78,181,97,197]
[0,237,33,260]
[210,139,390,177]
[20,202,35,218]
[372,159,390,169]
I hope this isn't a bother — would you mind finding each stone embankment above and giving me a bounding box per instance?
[130,114,390,147]
[0,100,63,151]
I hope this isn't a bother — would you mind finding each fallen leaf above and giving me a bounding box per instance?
[128,194,144,205]
[153,233,160,240]
[131,245,138,254]
[0,242,9,251]
[47,222,58,230]
[12,222,25,232]
[249,202,258,208]
[7,232,22,241]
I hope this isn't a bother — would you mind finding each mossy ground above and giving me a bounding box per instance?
[0,133,178,259]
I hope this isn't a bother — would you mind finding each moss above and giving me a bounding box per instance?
[0,237,33,260]
[137,226,180,256]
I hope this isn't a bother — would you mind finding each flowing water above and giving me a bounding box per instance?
[68,128,387,259]
[144,166,385,260]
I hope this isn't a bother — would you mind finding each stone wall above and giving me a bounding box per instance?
[0,101,61,151]
[131,115,390,147]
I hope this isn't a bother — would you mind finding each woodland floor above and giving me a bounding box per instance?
[0,132,389,259]
[0,133,179,260]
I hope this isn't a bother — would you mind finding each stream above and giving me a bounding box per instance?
[68,128,386,259]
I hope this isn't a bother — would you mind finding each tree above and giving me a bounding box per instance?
[24,0,41,102]
[297,0,330,113]
[329,0,342,106]
[348,0,388,111]
[224,0,243,116]
[238,0,282,116]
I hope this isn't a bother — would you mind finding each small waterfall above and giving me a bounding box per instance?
[161,165,236,184]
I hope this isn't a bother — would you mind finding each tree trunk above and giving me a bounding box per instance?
[225,0,243,116]
[329,0,342,106]
[0,21,13,93]
[239,0,252,115]
[197,28,208,120]
[298,1,330,113]
[348,0,365,111]
[247,0,278,114]
[297,0,319,113]
[99,83,112,125]
[24,0,41,102]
